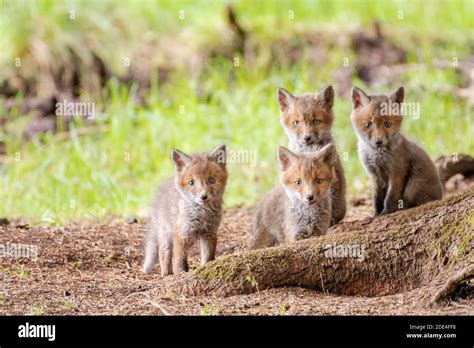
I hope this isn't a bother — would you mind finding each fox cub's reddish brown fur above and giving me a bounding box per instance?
[350,86,442,216]
[277,85,346,225]
[248,144,336,249]
[143,145,227,276]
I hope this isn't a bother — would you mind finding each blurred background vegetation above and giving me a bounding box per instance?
[0,0,473,223]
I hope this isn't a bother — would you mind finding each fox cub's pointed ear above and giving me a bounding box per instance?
[171,149,192,172]
[318,143,337,166]
[210,144,226,168]
[277,87,295,112]
[316,85,334,110]
[389,86,404,104]
[351,87,370,109]
[277,146,298,172]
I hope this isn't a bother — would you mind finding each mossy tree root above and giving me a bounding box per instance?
[429,264,474,307]
[166,188,473,298]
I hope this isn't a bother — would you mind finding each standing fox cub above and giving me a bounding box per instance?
[142,145,227,276]
[350,86,443,216]
[248,144,336,249]
[277,85,346,224]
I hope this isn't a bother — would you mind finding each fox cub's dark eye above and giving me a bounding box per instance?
[384,121,391,128]
[208,177,216,184]
[365,121,372,128]
[188,179,195,186]
[295,179,302,186]
[293,120,300,127]
[315,178,322,184]
[312,119,321,125]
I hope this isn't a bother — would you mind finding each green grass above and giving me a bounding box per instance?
[0,0,473,222]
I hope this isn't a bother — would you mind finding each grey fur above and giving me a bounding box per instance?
[143,147,226,276]
[355,132,443,215]
[279,85,347,225]
[249,148,333,249]
[248,186,332,249]
[351,88,443,215]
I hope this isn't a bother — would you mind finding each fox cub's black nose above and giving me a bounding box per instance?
[200,194,208,201]
[303,136,311,142]
[305,195,314,202]
[375,140,383,146]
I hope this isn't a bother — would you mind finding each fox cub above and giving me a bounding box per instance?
[277,85,346,224]
[142,145,228,276]
[350,86,443,216]
[248,144,336,249]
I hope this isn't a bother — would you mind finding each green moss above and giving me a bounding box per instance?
[428,208,473,273]
[193,247,293,282]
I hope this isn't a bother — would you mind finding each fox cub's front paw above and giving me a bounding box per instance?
[380,204,399,216]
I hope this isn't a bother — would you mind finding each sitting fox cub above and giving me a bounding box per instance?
[142,145,227,276]
[350,86,443,216]
[277,85,346,224]
[248,144,336,249]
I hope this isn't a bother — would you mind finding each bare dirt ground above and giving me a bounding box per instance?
[1,184,473,316]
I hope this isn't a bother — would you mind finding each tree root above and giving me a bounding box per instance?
[165,187,473,298]
[429,265,474,307]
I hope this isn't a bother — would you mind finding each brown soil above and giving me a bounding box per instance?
[1,189,472,315]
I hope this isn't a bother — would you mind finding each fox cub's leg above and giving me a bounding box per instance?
[143,227,159,274]
[248,230,262,249]
[248,225,273,250]
[331,198,346,226]
[172,230,190,274]
[372,182,387,216]
[381,175,405,215]
[158,244,172,277]
[248,230,274,249]
[143,241,158,274]
[371,178,387,216]
[199,234,217,265]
